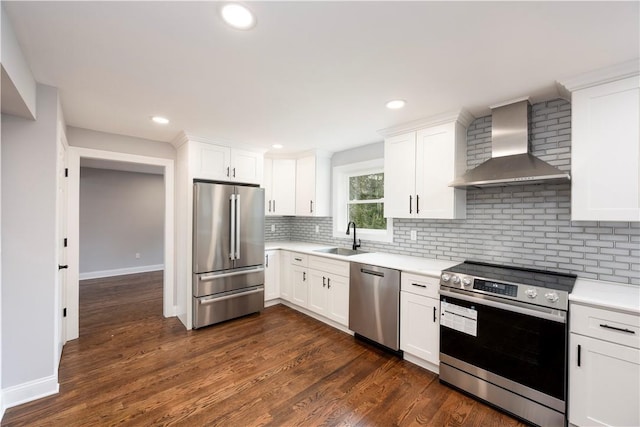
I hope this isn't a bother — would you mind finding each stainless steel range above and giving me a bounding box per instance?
[439,261,576,427]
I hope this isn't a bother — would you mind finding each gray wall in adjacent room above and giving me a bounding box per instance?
[1,84,59,388]
[268,99,640,285]
[79,167,165,275]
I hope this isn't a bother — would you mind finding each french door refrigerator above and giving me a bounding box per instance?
[192,181,265,328]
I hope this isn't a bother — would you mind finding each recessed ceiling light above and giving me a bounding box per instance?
[386,99,406,110]
[220,3,256,30]
[272,144,283,149]
[151,116,169,124]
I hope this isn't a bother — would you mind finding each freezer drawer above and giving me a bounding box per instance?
[193,286,264,329]
[193,267,264,298]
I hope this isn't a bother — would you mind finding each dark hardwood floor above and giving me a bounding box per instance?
[2,272,525,426]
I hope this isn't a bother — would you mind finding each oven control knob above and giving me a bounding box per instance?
[451,275,461,285]
[545,292,559,303]
[462,277,472,287]
[525,288,537,299]
[441,273,451,282]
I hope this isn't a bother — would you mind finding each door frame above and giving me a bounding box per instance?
[66,147,175,340]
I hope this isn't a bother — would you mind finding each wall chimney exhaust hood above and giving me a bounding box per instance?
[450,99,570,188]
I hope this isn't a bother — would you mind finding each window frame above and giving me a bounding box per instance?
[332,159,393,243]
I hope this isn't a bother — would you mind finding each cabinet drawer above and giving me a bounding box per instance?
[309,255,349,277]
[571,304,640,349]
[290,252,308,267]
[401,272,439,299]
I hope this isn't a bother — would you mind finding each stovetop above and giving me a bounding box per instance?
[444,260,577,292]
[440,261,577,310]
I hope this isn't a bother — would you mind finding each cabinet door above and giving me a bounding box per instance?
[308,269,328,316]
[327,274,349,326]
[572,76,640,221]
[264,250,280,301]
[384,132,416,218]
[271,158,297,215]
[194,142,231,180]
[416,122,466,219]
[263,158,274,214]
[279,251,292,301]
[291,265,308,307]
[295,155,316,215]
[569,333,640,427]
[400,291,439,365]
[231,148,263,185]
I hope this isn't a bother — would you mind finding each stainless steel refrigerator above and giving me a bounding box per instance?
[192,181,265,329]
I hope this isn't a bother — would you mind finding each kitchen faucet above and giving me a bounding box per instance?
[346,221,361,251]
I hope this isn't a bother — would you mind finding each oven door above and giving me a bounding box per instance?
[439,288,567,408]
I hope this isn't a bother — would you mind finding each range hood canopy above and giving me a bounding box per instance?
[450,99,570,188]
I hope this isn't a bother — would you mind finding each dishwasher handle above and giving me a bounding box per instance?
[360,268,384,277]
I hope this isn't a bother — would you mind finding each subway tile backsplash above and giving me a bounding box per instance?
[265,99,639,285]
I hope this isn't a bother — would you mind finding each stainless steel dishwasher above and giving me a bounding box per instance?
[349,262,401,351]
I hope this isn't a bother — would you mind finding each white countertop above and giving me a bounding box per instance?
[265,240,457,278]
[570,277,640,315]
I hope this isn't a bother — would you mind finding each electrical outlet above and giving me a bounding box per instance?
[271,224,275,232]
[135,252,141,259]
[315,225,320,233]
[410,230,417,241]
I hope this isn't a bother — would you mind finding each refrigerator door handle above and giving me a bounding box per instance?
[229,194,236,260]
[198,267,265,282]
[235,193,241,259]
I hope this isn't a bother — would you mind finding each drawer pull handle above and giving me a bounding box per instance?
[294,257,302,262]
[577,344,581,367]
[599,324,635,334]
[411,283,427,288]
[433,306,436,322]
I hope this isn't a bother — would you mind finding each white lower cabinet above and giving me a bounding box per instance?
[279,251,292,302]
[290,253,309,307]
[278,251,350,329]
[400,272,441,372]
[291,267,308,307]
[569,303,640,427]
[264,250,280,302]
[308,268,349,326]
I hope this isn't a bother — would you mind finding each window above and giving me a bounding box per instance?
[348,172,386,230]
[333,159,393,243]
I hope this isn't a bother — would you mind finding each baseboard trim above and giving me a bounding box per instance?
[79,264,164,280]
[2,375,59,412]
[278,300,354,336]
[403,353,440,375]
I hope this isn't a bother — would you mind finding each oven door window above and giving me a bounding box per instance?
[440,295,566,401]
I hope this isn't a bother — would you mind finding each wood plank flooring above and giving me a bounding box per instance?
[2,272,526,426]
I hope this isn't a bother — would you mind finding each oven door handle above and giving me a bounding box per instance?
[439,289,566,323]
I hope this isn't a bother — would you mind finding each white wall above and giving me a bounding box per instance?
[331,141,383,167]
[79,167,164,278]
[1,85,59,400]
[0,5,36,119]
[66,126,175,160]
[0,90,4,418]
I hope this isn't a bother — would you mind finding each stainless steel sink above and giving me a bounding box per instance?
[313,247,368,256]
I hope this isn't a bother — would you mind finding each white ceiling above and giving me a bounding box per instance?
[3,1,639,154]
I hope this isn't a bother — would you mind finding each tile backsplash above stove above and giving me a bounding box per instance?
[265,99,639,286]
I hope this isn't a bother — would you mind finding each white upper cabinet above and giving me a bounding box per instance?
[384,133,417,218]
[191,140,263,185]
[570,75,640,221]
[263,157,296,216]
[295,153,331,216]
[382,112,471,219]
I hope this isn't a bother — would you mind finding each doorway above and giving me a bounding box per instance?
[66,147,175,341]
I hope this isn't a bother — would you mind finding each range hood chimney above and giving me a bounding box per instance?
[450,99,570,188]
